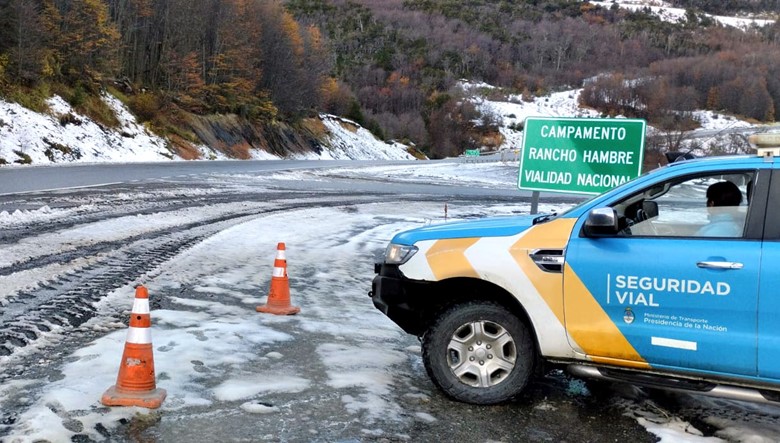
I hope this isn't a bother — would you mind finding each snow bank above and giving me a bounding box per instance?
[0,97,415,166]
[313,115,416,160]
[0,94,199,164]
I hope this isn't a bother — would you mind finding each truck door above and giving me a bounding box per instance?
[758,170,780,379]
[563,169,764,376]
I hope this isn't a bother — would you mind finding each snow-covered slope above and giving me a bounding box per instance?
[589,0,774,29]
[0,94,415,166]
[0,95,196,165]
[0,77,768,166]
[461,80,763,155]
[303,115,416,160]
[464,84,601,151]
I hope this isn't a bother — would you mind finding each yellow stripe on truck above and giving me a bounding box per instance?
[425,238,480,280]
[509,217,647,367]
[509,218,574,324]
[563,264,649,368]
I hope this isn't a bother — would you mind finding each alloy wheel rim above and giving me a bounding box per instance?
[446,320,517,387]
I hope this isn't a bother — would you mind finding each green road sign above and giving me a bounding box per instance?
[518,117,646,195]
[465,149,480,157]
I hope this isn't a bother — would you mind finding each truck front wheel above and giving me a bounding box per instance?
[421,301,535,404]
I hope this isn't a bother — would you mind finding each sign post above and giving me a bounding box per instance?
[518,117,646,198]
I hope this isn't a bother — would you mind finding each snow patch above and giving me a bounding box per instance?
[0,94,188,164]
[213,375,310,401]
[0,96,414,166]
[240,401,279,414]
[590,1,774,29]
[315,115,416,160]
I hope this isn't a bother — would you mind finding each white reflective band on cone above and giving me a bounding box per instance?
[273,267,286,277]
[131,299,151,314]
[126,326,152,344]
[276,250,286,260]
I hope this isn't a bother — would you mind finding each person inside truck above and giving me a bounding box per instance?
[696,180,744,237]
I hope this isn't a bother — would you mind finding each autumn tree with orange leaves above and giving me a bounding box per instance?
[0,0,330,120]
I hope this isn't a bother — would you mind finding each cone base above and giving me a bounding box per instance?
[256,304,300,315]
[101,385,167,409]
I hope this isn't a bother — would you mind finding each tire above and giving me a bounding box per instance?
[421,301,535,405]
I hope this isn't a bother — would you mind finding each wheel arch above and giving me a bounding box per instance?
[419,277,541,356]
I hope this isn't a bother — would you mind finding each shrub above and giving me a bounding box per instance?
[3,84,50,113]
[130,93,162,123]
[69,85,87,107]
[344,99,365,126]
[13,150,32,164]
[42,138,79,162]
[59,113,82,126]
[79,95,120,128]
[366,118,385,139]
[508,121,524,131]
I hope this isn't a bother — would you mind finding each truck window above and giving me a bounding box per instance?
[614,171,754,238]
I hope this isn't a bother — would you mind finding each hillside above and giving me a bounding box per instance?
[0,0,777,161]
[0,94,416,165]
[2,79,768,167]
[290,0,779,157]
[593,0,775,27]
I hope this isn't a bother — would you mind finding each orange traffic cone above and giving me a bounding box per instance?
[256,242,300,315]
[101,285,167,408]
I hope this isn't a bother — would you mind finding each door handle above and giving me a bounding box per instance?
[696,261,744,270]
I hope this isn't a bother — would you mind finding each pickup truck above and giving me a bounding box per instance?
[371,134,780,405]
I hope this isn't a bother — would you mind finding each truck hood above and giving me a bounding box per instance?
[392,214,539,245]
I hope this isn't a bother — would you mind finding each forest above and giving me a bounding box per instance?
[0,0,778,159]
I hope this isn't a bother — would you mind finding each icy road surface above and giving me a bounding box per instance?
[1,161,779,442]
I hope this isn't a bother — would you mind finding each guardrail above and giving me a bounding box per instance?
[460,150,520,163]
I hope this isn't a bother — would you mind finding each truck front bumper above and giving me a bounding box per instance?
[370,263,429,336]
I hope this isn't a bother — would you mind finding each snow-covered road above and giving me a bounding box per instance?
[1,161,779,442]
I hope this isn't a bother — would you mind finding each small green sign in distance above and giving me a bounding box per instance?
[465,149,480,157]
[518,117,646,195]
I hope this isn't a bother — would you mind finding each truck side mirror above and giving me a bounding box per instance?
[583,208,619,237]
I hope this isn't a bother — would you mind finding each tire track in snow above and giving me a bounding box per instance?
[0,192,399,363]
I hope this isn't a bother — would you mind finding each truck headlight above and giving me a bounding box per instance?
[385,243,418,265]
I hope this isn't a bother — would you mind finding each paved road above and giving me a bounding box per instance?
[0,160,414,195]
[0,159,586,214]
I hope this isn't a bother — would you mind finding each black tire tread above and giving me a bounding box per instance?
[421,301,535,404]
